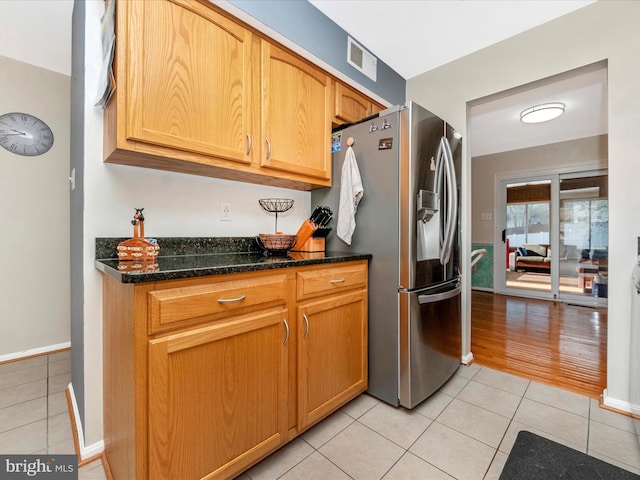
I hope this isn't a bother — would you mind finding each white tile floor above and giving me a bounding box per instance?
[2,354,639,480]
[0,351,106,479]
[240,364,640,480]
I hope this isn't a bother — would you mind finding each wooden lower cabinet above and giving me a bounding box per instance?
[297,290,368,430]
[147,307,289,480]
[101,260,368,479]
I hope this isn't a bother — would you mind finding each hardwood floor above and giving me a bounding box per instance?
[471,290,607,399]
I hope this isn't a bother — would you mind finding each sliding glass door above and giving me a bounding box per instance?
[497,171,608,306]
[558,174,608,303]
[504,180,552,295]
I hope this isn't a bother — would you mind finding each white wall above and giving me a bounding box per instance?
[82,1,311,445]
[472,135,608,243]
[0,55,70,358]
[407,1,640,412]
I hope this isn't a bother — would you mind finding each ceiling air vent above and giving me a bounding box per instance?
[347,36,377,82]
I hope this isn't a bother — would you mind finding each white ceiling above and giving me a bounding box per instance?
[470,66,607,157]
[0,0,606,157]
[308,0,595,79]
[309,0,604,157]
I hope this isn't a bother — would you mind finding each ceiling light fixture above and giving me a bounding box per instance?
[520,102,565,123]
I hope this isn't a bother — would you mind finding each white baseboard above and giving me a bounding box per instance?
[82,440,105,460]
[461,352,474,365]
[0,342,71,363]
[67,383,104,461]
[601,388,638,415]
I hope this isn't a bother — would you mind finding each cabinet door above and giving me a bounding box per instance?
[148,307,289,480]
[260,40,331,182]
[126,0,255,164]
[297,291,368,430]
[369,101,385,117]
[334,82,372,124]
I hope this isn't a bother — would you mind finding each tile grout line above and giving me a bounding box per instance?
[313,444,356,480]
[483,377,532,479]
[244,365,640,478]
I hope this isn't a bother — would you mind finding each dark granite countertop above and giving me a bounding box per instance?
[94,237,371,284]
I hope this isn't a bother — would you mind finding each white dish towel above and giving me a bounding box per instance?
[337,145,364,245]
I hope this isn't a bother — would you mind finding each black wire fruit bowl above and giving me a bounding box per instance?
[258,198,295,233]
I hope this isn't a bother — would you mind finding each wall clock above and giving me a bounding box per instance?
[0,112,54,156]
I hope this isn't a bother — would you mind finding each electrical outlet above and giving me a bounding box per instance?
[480,212,492,221]
[220,201,232,221]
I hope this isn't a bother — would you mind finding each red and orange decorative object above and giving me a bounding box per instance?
[117,208,160,268]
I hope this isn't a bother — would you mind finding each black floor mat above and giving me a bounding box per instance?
[499,430,640,479]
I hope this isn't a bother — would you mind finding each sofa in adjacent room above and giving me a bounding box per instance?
[509,244,551,272]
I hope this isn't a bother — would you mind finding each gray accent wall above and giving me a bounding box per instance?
[70,0,85,424]
[228,0,406,105]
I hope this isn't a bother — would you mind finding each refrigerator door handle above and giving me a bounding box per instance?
[418,284,461,305]
[439,136,458,265]
[435,139,446,250]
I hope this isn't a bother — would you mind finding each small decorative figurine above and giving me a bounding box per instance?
[117,208,160,264]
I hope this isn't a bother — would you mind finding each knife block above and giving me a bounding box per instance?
[291,220,318,251]
[293,237,325,252]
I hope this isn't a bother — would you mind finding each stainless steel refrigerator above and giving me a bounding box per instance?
[312,101,462,408]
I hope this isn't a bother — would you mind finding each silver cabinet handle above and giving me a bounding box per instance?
[303,314,309,338]
[265,138,271,160]
[330,279,345,284]
[283,319,290,345]
[246,133,252,155]
[217,295,246,303]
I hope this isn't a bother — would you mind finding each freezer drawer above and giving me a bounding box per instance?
[399,280,461,408]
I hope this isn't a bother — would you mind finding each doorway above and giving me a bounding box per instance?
[469,62,608,396]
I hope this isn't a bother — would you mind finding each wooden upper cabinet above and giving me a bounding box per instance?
[333,82,386,125]
[105,0,381,190]
[334,82,372,124]
[260,41,332,183]
[369,101,385,117]
[125,0,254,164]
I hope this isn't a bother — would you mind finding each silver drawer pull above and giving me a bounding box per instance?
[217,295,246,303]
[330,279,345,284]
